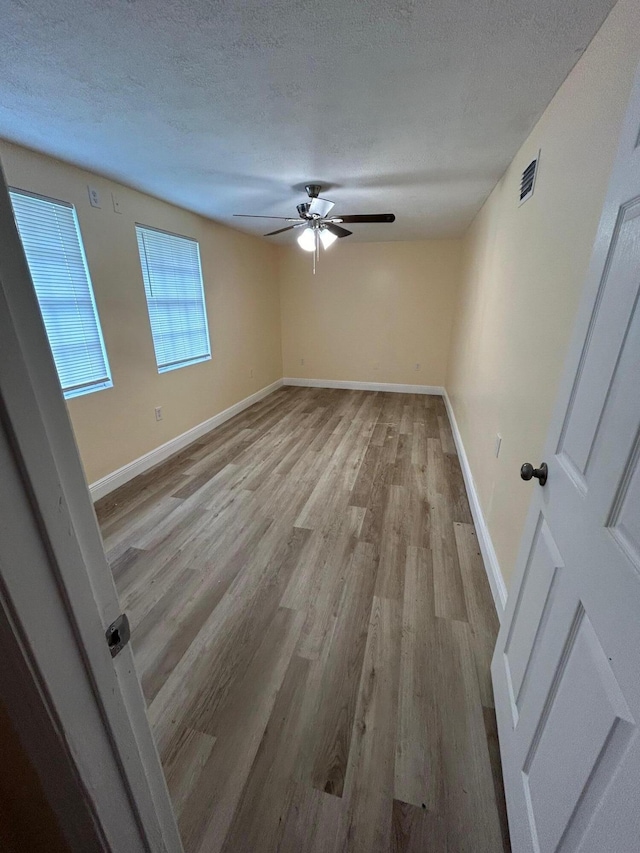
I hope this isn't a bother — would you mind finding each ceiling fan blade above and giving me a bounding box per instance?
[308,197,335,217]
[325,223,352,238]
[263,224,302,236]
[335,213,396,223]
[234,214,301,221]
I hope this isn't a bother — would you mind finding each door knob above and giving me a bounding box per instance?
[520,462,548,486]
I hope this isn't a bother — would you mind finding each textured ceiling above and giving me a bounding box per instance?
[0,0,616,242]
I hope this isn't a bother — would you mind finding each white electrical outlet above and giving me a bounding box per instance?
[495,433,502,457]
[155,406,163,422]
[415,362,421,371]
[87,185,101,208]
[300,358,305,366]
[249,368,254,378]
[112,193,122,214]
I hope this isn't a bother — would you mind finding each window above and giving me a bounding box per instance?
[135,225,211,373]
[9,189,112,399]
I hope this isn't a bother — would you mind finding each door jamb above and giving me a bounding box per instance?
[0,158,182,851]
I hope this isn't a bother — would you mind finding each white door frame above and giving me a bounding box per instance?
[0,161,182,851]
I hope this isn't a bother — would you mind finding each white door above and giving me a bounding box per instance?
[492,63,640,853]
[0,162,182,851]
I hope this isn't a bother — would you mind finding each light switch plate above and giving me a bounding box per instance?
[112,193,122,214]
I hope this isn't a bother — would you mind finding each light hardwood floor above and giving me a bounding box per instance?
[96,387,511,853]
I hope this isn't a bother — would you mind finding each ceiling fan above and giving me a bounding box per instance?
[234,184,395,271]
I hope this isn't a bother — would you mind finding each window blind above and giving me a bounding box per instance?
[9,189,112,399]
[135,225,211,373]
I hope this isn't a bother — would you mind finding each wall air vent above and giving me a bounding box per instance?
[519,151,540,205]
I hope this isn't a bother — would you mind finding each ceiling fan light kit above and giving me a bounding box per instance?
[319,228,338,249]
[234,184,396,273]
[297,227,316,251]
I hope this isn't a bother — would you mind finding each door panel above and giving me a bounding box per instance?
[523,607,634,853]
[560,738,640,853]
[503,515,563,726]
[592,286,640,523]
[607,434,640,571]
[557,197,640,483]
[493,61,640,853]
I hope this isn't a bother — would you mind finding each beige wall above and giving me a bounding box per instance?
[279,239,461,387]
[0,141,282,484]
[446,0,640,590]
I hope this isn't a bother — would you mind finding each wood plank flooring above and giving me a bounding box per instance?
[96,387,510,853]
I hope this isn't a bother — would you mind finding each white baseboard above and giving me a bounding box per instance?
[283,377,444,395]
[89,379,284,501]
[442,390,508,620]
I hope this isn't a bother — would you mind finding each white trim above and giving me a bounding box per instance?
[442,390,508,620]
[283,377,444,395]
[89,379,283,500]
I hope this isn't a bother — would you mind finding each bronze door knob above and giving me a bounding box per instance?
[521,462,548,486]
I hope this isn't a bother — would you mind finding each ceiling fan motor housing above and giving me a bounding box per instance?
[305,184,321,199]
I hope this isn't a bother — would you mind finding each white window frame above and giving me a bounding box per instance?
[135,224,211,374]
[9,187,113,400]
